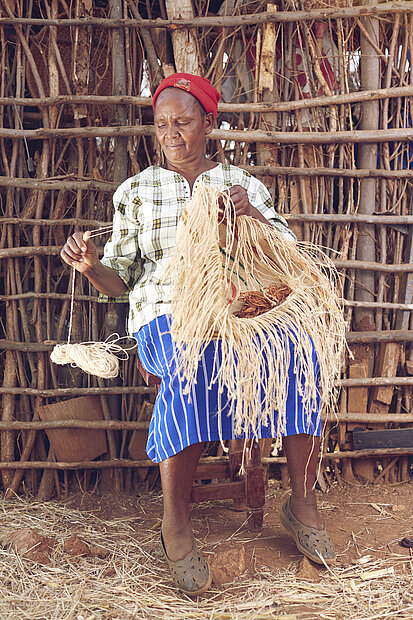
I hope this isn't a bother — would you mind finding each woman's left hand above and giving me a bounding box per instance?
[227,185,253,217]
[221,184,270,226]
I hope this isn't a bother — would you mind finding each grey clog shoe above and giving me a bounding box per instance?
[160,532,212,596]
[280,496,336,565]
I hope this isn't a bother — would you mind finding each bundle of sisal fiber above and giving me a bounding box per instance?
[166,183,346,446]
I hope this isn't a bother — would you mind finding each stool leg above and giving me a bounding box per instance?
[260,437,273,485]
[228,439,247,511]
[281,464,290,489]
[244,440,265,531]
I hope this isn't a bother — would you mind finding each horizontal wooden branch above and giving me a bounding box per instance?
[233,85,413,114]
[0,2,410,28]
[0,459,157,470]
[335,260,413,272]
[0,217,109,226]
[0,246,61,258]
[340,377,413,387]
[1,247,412,272]
[2,125,155,140]
[0,246,73,261]
[1,169,412,194]
[0,420,150,431]
[215,127,413,146]
[0,246,103,258]
[0,447,410,470]
[0,412,412,430]
[346,330,413,343]
[344,300,413,311]
[7,96,153,108]
[0,176,116,192]
[245,166,413,179]
[322,447,413,460]
[0,340,59,351]
[6,85,413,113]
[3,213,413,226]
[0,334,413,354]
[0,292,99,302]
[285,214,413,224]
[2,125,413,145]
[0,339,135,351]
[0,377,411,394]
[0,458,260,470]
[2,294,411,310]
[0,387,155,396]
[327,412,413,423]
[1,332,413,355]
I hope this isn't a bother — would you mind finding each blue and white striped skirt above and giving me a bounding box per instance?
[136,314,321,463]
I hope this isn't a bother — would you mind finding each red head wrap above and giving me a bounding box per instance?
[152,73,221,119]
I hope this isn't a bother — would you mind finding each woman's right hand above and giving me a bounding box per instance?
[60,231,99,274]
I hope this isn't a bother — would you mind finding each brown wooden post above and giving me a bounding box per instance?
[164,0,202,74]
[110,0,128,184]
[244,440,265,531]
[228,439,246,511]
[257,2,278,197]
[97,0,131,492]
[348,1,380,483]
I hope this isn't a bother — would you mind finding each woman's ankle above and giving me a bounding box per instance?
[289,494,323,530]
[290,491,317,506]
[161,519,194,561]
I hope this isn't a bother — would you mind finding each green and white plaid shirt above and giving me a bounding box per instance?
[100,163,295,335]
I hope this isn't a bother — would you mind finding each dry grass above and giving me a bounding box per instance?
[0,494,412,620]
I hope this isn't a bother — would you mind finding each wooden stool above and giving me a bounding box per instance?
[136,357,268,531]
[192,438,268,530]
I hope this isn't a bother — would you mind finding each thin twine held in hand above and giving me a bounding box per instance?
[51,226,137,379]
[65,225,113,346]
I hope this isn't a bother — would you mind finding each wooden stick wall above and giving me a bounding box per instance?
[0,0,412,495]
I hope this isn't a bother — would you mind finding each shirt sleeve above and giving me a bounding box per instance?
[98,181,143,303]
[247,174,296,242]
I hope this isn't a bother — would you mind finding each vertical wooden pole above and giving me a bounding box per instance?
[72,0,92,121]
[164,0,201,74]
[97,0,131,492]
[1,349,16,490]
[354,8,379,330]
[348,3,380,483]
[257,3,278,197]
[126,0,164,91]
[35,0,57,500]
[110,0,128,184]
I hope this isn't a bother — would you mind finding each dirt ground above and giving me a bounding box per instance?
[67,478,413,574]
[2,479,413,619]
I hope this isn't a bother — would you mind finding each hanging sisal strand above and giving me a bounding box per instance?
[166,183,346,447]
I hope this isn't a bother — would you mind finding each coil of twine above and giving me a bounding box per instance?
[50,335,135,379]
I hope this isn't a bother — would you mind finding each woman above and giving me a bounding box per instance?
[61,73,335,596]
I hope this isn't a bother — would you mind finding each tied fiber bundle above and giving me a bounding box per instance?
[167,183,346,444]
[50,336,133,379]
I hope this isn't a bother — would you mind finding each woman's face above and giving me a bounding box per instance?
[154,88,214,169]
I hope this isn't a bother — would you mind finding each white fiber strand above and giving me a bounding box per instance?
[67,266,76,346]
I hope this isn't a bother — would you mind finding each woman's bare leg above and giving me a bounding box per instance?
[160,442,204,561]
[282,434,323,530]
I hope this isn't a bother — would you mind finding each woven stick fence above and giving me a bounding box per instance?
[0,0,412,498]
